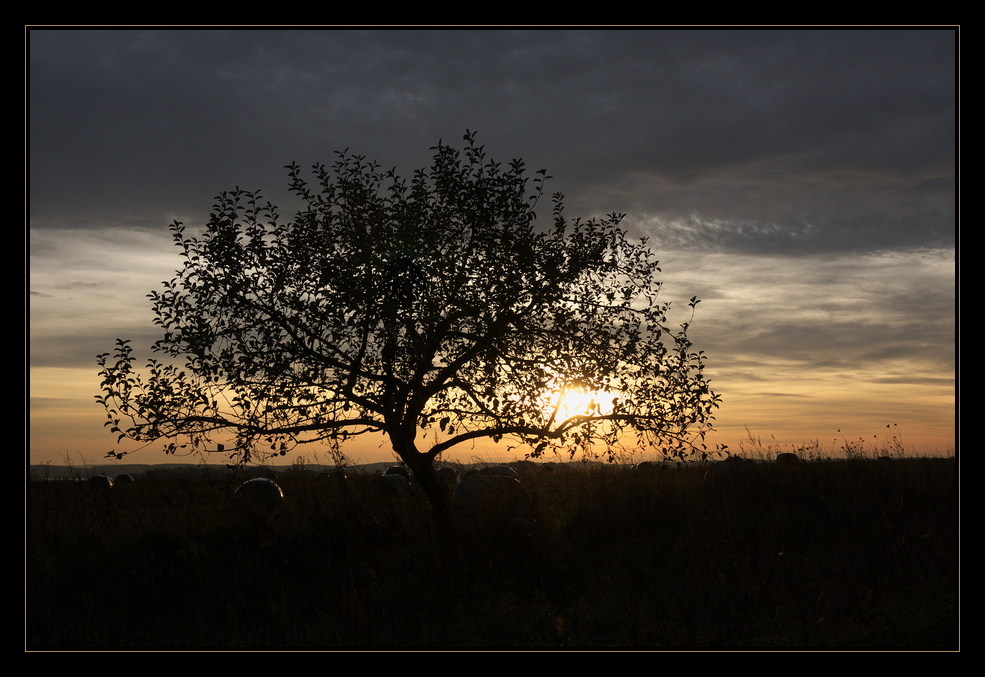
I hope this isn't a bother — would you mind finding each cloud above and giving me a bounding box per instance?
[654,246,955,384]
[29,227,180,368]
[29,29,954,256]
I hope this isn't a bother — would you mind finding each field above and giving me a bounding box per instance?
[27,452,956,649]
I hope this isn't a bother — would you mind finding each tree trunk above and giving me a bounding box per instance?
[404,455,462,564]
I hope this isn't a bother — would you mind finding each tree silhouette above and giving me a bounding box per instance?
[96,131,720,555]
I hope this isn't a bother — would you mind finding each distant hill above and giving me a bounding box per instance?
[27,458,591,481]
[28,462,357,481]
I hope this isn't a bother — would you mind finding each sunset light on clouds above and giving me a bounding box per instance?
[28,29,956,467]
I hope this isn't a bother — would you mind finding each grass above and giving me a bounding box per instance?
[27,444,956,649]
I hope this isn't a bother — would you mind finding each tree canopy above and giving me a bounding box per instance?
[97,132,719,473]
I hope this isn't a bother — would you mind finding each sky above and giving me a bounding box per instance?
[28,28,957,468]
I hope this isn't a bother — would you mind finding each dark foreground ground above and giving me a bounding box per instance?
[28,456,956,649]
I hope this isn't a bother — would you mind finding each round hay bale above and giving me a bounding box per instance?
[704,456,753,486]
[437,467,458,483]
[234,477,284,507]
[452,474,531,522]
[115,473,135,484]
[510,460,538,474]
[776,452,800,464]
[377,473,412,496]
[383,466,411,480]
[88,475,114,489]
[457,467,480,484]
[479,464,519,480]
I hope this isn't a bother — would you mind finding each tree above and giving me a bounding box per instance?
[96,131,720,555]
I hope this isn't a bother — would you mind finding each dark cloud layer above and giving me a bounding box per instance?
[30,29,955,254]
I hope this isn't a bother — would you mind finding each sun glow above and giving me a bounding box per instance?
[543,383,616,424]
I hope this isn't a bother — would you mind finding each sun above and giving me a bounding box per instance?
[543,381,615,423]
